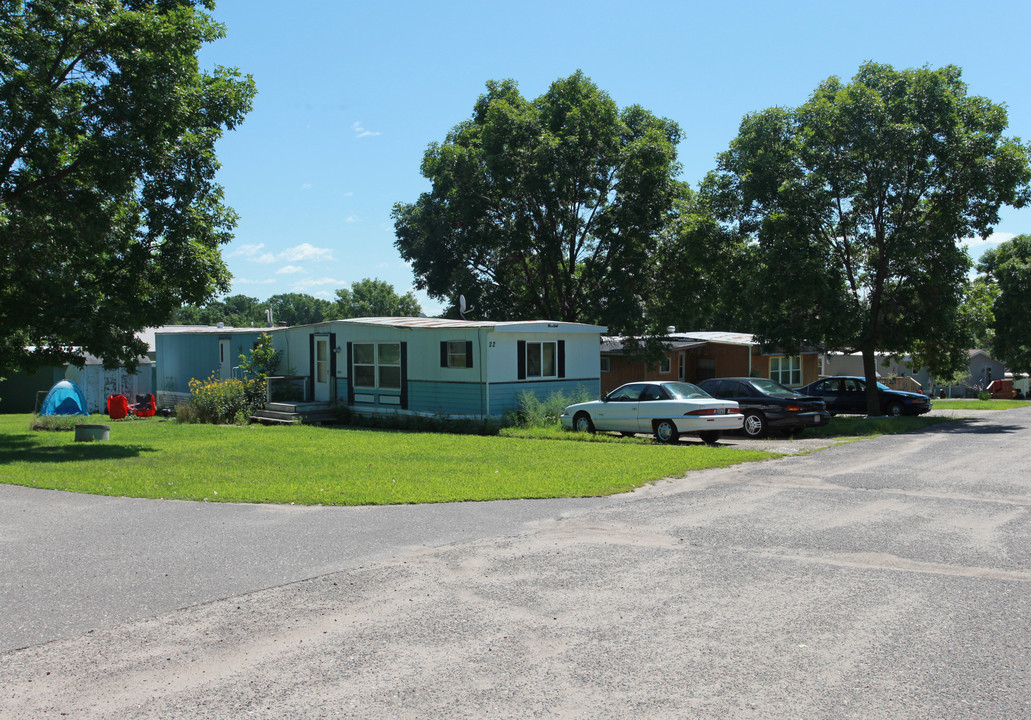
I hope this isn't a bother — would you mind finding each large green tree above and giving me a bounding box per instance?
[266,293,333,326]
[978,234,1031,373]
[334,278,421,319]
[704,62,1031,413]
[392,71,684,330]
[647,188,752,334]
[169,294,262,326]
[0,0,255,372]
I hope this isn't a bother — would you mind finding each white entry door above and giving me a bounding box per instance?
[314,336,331,401]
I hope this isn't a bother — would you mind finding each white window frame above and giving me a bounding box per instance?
[447,340,468,369]
[769,355,802,386]
[353,342,401,390]
[526,341,558,378]
[659,356,671,374]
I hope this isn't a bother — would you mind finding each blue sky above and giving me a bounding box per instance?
[199,0,1031,315]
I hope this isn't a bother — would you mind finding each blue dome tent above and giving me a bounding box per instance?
[39,380,89,416]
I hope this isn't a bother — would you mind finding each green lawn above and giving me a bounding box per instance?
[929,398,1029,410]
[0,415,775,505]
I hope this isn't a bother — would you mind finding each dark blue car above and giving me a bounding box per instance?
[795,376,932,416]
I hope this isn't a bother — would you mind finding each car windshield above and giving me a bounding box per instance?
[662,382,712,400]
[748,378,798,398]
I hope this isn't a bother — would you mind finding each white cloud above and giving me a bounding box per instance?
[232,277,277,285]
[281,242,334,263]
[231,242,334,265]
[353,121,380,138]
[276,265,304,275]
[226,243,266,259]
[292,276,343,290]
[346,215,360,223]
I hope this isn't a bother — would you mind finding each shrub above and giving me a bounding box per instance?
[182,374,264,425]
[977,390,992,401]
[29,415,81,431]
[510,386,595,428]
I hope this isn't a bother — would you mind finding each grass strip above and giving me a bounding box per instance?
[0,415,775,505]
[929,399,1029,411]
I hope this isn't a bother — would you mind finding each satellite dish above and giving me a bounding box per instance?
[459,294,473,320]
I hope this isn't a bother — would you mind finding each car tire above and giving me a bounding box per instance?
[886,401,904,417]
[698,430,721,445]
[653,419,679,444]
[573,412,595,433]
[742,411,768,438]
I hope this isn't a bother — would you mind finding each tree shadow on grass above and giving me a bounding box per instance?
[0,434,157,465]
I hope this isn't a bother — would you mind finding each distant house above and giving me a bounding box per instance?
[819,352,931,392]
[939,350,1008,398]
[156,317,606,419]
[820,349,1009,398]
[600,331,821,395]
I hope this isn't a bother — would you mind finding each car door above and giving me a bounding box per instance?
[594,383,643,432]
[636,383,668,431]
[840,378,866,413]
[726,380,758,410]
[809,379,842,413]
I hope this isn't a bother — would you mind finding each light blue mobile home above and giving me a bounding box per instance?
[155,325,271,405]
[157,317,606,419]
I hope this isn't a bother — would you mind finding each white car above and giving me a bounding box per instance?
[560,381,743,444]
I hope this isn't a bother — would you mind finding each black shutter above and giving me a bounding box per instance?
[465,341,474,369]
[400,342,408,409]
[329,333,337,379]
[557,340,566,378]
[308,334,315,401]
[440,341,448,368]
[346,342,354,405]
[517,340,526,380]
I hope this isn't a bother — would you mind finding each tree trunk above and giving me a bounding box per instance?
[861,347,882,416]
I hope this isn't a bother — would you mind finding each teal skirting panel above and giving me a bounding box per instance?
[356,379,601,418]
[406,380,485,416]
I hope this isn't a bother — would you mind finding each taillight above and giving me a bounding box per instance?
[784,404,802,412]
[687,408,720,415]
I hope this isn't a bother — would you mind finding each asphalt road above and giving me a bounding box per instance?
[2,408,1029,719]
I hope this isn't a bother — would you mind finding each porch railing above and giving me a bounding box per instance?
[266,375,310,404]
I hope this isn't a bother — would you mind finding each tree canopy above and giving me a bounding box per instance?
[0,0,255,372]
[169,279,422,327]
[978,234,1031,373]
[703,62,1031,413]
[392,71,684,331]
[334,278,421,319]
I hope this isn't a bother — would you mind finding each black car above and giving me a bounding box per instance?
[697,377,830,438]
[795,376,932,416]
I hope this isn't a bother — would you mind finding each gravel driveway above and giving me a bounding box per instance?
[2,407,1029,719]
